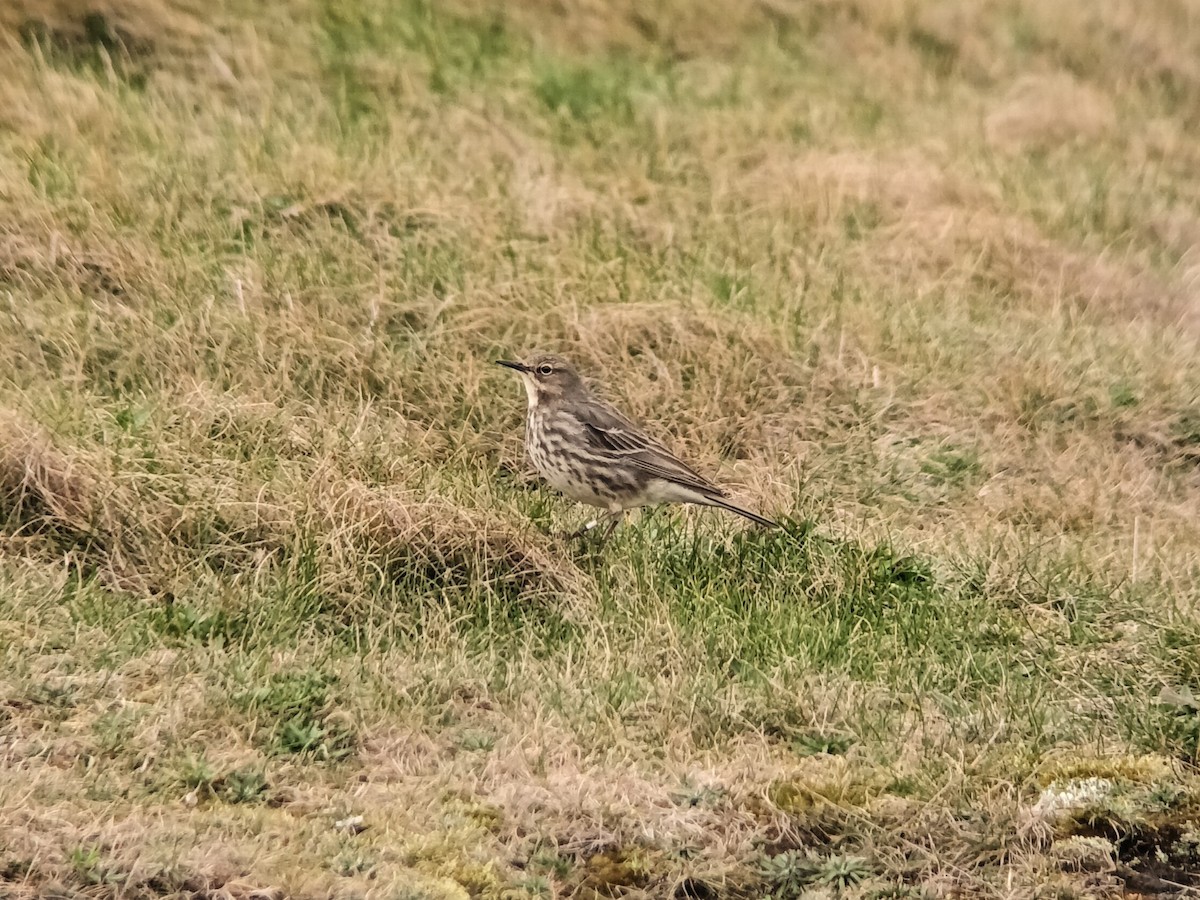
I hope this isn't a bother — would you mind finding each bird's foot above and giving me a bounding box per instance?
[561,512,624,544]
[565,518,601,540]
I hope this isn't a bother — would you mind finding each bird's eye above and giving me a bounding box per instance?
[537,364,553,377]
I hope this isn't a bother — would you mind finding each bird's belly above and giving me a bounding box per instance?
[529,444,608,507]
[526,415,642,509]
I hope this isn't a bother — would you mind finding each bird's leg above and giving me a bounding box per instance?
[598,510,624,543]
[566,509,623,541]
[567,517,601,540]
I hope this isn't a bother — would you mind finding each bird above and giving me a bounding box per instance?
[496,353,778,539]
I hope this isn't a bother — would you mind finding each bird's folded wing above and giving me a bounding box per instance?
[572,401,726,498]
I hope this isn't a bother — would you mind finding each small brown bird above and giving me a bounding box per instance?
[497,353,778,538]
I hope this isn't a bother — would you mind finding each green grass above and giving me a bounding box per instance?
[2,0,1200,897]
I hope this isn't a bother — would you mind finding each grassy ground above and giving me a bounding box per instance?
[2,1,1200,897]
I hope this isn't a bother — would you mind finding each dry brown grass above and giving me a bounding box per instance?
[2,0,1200,897]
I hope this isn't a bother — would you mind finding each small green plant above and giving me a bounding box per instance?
[1172,411,1200,448]
[758,850,816,898]
[113,403,152,433]
[529,850,572,880]
[457,728,496,752]
[160,603,242,644]
[921,447,983,487]
[886,776,921,798]
[333,850,377,878]
[791,730,855,757]
[709,270,755,307]
[273,713,355,760]
[91,708,139,757]
[758,851,873,897]
[509,875,553,898]
[672,779,729,808]
[219,767,269,804]
[1109,381,1138,408]
[843,200,883,239]
[25,683,77,720]
[534,61,635,124]
[812,854,872,889]
[68,845,124,887]
[177,753,217,791]
[236,670,357,761]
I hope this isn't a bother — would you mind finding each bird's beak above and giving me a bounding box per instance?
[495,360,529,373]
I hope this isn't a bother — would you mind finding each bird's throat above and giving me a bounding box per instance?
[521,375,539,409]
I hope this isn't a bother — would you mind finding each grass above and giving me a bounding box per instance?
[2,0,1200,897]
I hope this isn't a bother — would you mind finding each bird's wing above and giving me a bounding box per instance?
[571,399,726,498]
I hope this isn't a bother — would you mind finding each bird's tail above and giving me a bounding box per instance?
[706,496,778,528]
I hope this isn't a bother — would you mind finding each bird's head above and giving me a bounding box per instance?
[495,353,587,407]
